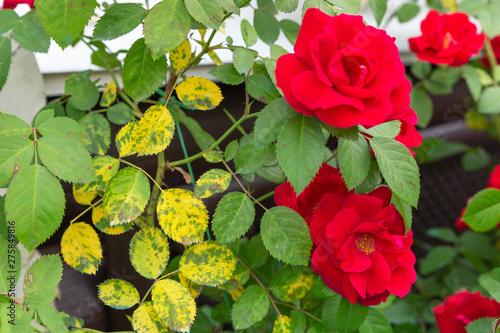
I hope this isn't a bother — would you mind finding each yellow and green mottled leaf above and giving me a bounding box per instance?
[115,121,139,157]
[219,261,250,291]
[132,301,169,333]
[100,81,117,107]
[152,279,196,332]
[269,266,315,302]
[72,183,98,205]
[169,39,191,72]
[98,278,140,310]
[273,315,292,333]
[80,113,111,155]
[102,167,150,225]
[129,228,170,279]
[175,76,223,110]
[229,286,244,301]
[203,150,223,162]
[179,241,236,286]
[92,204,132,235]
[156,188,208,244]
[133,105,175,156]
[73,155,122,196]
[179,272,202,299]
[61,222,102,274]
[194,168,231,198]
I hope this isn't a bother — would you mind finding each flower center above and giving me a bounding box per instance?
[341,57,369,87]
[443,32,456,49]
[357,234,375,255]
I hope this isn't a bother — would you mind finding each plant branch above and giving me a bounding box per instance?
[144,151,166,227]
[274,300,322,322]
[69,198,103,224]
[119,158,163,192]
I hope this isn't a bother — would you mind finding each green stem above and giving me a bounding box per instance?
[118,91,143,118]
[69,198,103,224]
[144,152,166,227]
[274,301,322,322]
[254,191,275,203]
[119,159,163,191]
[223,108,246,135]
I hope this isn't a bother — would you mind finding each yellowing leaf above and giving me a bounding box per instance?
[73,155,120,195]
[98,278,140,310]
[219,261,250,291]
[61,222,102,274]
[179,272,202,299]
[175,76,223,110]
[169,39,191,72]
[179,241,236,286]
[129,228,170,279]
[116,121,140,157]
[133,105,175,156]
[229,286,244,301]
[132,301,169,333]
[269,266,315,302]
[92,204,132,235]
[152,279,196,332]
[194,169,231,198]
[100,81,117,107]
[273,315,292,333]
[72,183,98,205]
[156,188,208,244]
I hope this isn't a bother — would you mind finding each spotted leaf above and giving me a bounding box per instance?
[194,168,231,198]
[175,76,223,110]
[152,279,196,332]
[179,272,202,299]
[98,278,140,310]
[115,121,139,157]
[92,204,132,235]
[100,81,117,107]
[169,39,191,72]
[156,188,208,244]
[133,105,175,156]
[80,113,111,155]
[269,266,315,302]
[72,183,98,205]
[129,228,170,279]
[61,222,102,274]
[132,301,169,333]
[273,315,292,333]
[74,155,120,195]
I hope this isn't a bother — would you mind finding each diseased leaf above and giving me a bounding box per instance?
[212,192,255,244]
[232,284,270,330]
[24,255,63,308]
[92,204,133,235]
[65,73,100,111]
[130,228,170,279]
[194,169,231,198]
[79,112,111,155]
[107,102,135,125]
[73,155,120,194]
[36,115,91,146]
[132,301,169,333]
[176,77,223,110]
[100,81,117,107]
[72,183,98,205]
[273,315,292,333]
[0,136,34,188]
[247,73,280,104]
[169,39,192,72]
[178,272,203,299]
[61,222,102,274]
[269,266,315,302]
[157,188,209,244]
[241,19,257,47]
[184,0,223,30]
[132,105,176,156]
[115,121,140,157]
[102,167,150,225]
[0,113,31,138]
[92,3,146,41]
[98,279,140,309]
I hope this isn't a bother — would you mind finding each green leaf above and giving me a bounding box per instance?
[79,113,111,155]
[0,236,21,294]
[123,38,167,102]
[5,164,65,252]
[330,0,360,13]
[209,64,245,85]
[369,137,420,207]
[132,301,169,333]
[462,147,490,171]
[337,297,368,333]
[225,140,239,161]
[253,9,280,45]
[322,296,342,331]
[261,206,312,266]
[0,37,11,91]
[0,113,31,138]
[275,0,299,12]
[478,86,500,114]
[280,19,300,45]
[241,19,258,47]
[92,3,146,41]
[413,138,468,163]
[360,120,401,139]
[395,3,419,22]
[37,114,91,146]
[410,61,431,80]
[98,279,140,310]
[426,227,457,243]
[410,86,433,128]
[369,0,387,26]
[232,284,270,330]
[212,192,255,244]
[458,231,497,261]
[38,135,95,183]
[423,66,461,95]
[39,103,65,119]
[182,115,216,151]
[65,73,100,111]
[247,73,281,104]
[420,245,456,275]
[102,167,151,225]
[391,193,413,234]
[338,134,371,190]
[277,114,325,194]
[359,308,393,333]
[466,317,496,333]
[185,0,223,30]
[254,98,295,149]
[0,136,34,188]
[0,303,33,332]
[269,265,314,302]
[235,136,270,174]
[129,228,170,280]
[144,0,191,59]
[61,222,102,274]
[12,10,50,53]
[66,103,86,121]
[462,188,500,232]
[36,0,97,49]
[238,234,269,269]
[462,65,482,101]
[33,109,54,127]
[479,267,500,303]
[24,255,63,308]
[195,169,231,198]
[477,1,500,37]
[312,276,338,299]
[107,102,135,125]
[0,10,19,35]
[233,47,255,74]
[37,307,69,333]
[302,0,338,16]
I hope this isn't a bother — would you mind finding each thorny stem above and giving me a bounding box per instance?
[69,198,103,224]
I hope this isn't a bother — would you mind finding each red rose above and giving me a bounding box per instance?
[275,9,412,129]
[481,36,500,69]
[274,164,416,306]
[2,0,35,9]
[433,291,500,333]
[409,10,485,67]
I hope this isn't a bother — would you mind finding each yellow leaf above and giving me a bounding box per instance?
[175,77,223,110]
[208,51,223,66]
[133,105,175,156]
[179,241,236,286]
[129,228,170,279]
[179,272,202,299]
[269,266,315,302]
[100,81,117,107]
[72,183,98,205]
[61,222,102,274]
[229,286,244,301]
[169,39,191,72]
[132,301,169,333]
[115,121,140,157]
[98,278,139,310]
[152,279,196,332]
[194,168,231,198]
[156,188,208,244]
[72,155,120,196]
[92,204,132,235]
[273,315,292,333]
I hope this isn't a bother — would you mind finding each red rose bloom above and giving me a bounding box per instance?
[2,0,35,9]
[481,35,500,69]
[275,9,412,129]
[275,164,416,306]
[433,291,500,333]
[409,10,485,67]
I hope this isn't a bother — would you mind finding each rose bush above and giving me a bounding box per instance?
[275,164,416,306]
[408,10,485,66]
